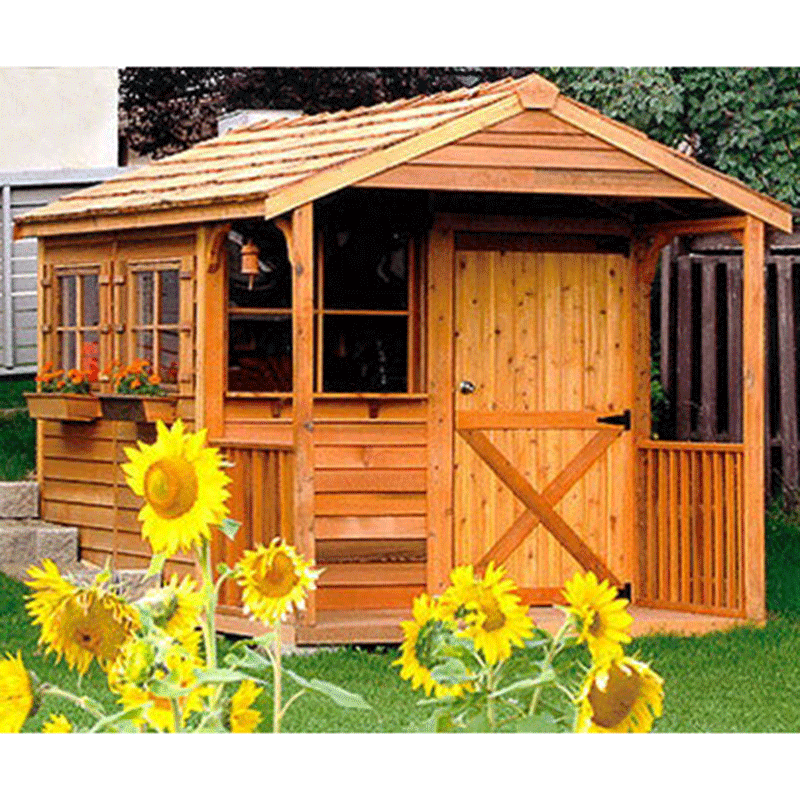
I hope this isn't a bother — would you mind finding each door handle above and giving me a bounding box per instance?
[459,380,476,395]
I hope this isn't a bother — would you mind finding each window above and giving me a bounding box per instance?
[226,224,293,393]
[317,214,421,394]
[54,264,101,378]
[126,259,181,385]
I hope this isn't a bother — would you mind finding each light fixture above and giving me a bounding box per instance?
[241,240,259,290]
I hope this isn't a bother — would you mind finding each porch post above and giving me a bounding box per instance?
[742,215,766,621]
[290,203,316,624]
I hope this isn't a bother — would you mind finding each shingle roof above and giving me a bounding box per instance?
[18,75,531,225]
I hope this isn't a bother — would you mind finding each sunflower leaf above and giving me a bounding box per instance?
[148,679,194,699]
[283,669,372,710]
[512,712,561,733]
[225,645,273,674]
[490,674,554,698]
[429,658,471,686]
[89,704,149,733]
[219,518,242,541]
[193,667,254,685]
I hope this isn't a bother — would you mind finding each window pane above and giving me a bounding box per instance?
[81,332,100,379]
[60,331,76,370]
[160,270,179,326]
[228,314,292,392]
[323,226,408,311]
[322,315,407,393]
[60,275,76,327]
[135,330,153,365]
[136,273,154,326]
[82,273,99,327]
[159,330,179,383]
[227,226,292,310]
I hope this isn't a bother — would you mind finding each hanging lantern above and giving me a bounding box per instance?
[241,240,260,290]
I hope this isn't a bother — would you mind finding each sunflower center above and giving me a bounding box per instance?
[253,552,300,598]
[478,593,507,633]
[588,662,643,729]
[587,609,604,638]
[143,458,199,519]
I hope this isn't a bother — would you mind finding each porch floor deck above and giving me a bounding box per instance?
[294,605,760,646]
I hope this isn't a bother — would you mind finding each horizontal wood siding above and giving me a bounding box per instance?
[638,440,745,616]
[40,416,196,578]
[313,418,428,611]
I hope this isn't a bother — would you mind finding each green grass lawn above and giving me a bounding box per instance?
[4,567,800,733]
[0,377,36,481]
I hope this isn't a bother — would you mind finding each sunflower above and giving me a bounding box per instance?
[562,572,633,661]
[394,593,472,698]
[111,632,207,732]
[42,714,72,733]
[229,680,263,733]
[0,653,35,733]
[136,574,203,640]
[439,563,534,665]
[26,561,139,676]
[122,419,232,557]
[235,540,320,626]
[575,655,664,733]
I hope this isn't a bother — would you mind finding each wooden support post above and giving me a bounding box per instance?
[289,204,316,624]
[742,216,766,621]
[426,223,455,594]
[631,238,659,600]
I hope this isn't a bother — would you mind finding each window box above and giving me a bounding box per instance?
[97,394,177,424]
[24,392,102,422]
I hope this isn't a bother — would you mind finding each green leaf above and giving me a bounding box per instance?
[489,674,553,699]
[225,645,273,674]
[462,712,492,733]
[429,658,472,686]
[90,704,150,733]
[148,679,194,699]
[512,712,562,733]
[283,669,372,710]
[146,552,168,579]
[219,518,242,541]
[193,667,257,686]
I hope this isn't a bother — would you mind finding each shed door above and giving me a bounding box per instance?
[453,241,633,600]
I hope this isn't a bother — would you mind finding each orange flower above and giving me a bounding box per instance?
[56,381,66,389]
[148,375,161,385]
[130,379,141,390]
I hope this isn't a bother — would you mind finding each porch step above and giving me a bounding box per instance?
[294,604,759,646]
[0,519,78,582]
[0,481,39,519]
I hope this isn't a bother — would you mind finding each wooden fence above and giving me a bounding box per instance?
[656,235,800,498]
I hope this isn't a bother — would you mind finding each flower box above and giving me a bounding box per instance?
[98,394,177,424]
[24,392,102,422]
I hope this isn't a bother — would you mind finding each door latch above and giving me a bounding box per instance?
[459,380,476,395]
[596,409,631,430]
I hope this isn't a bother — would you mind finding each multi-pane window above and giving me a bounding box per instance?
[227,225,293,393]
[317,218,419,394]
[127,260,181,385]
[55,265,101,377]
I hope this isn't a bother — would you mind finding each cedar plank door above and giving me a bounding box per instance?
[452,243,633,597]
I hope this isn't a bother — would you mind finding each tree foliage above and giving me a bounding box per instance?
[120,67,800,206]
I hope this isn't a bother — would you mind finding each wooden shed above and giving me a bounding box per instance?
[15,73,793,644]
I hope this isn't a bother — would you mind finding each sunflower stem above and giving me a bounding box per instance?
[200,540,218,671]
[528,619,570,717]
[42,685,105,720]
[278,689,306,723]
[273,620,282,734]
[170,697,182,733]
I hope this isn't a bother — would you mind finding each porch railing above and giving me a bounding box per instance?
[211,443,294,611]
[638,440,745,617]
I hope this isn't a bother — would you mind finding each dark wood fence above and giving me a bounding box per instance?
[655,230,800,498]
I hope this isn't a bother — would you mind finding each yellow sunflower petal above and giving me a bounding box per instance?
[0,652,35,733]
[42,713,72,733]
[26,560,139,676]
[230,680,263,733]
[122,419,231,557]
[235,540,320,626]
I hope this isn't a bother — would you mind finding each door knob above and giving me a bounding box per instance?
[459,380,476,394]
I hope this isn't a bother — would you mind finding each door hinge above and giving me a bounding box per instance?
[597,409,630,430]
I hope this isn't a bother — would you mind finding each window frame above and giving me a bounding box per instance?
[52,262,103,376]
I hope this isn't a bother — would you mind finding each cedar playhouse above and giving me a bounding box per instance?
[16,73,793,645]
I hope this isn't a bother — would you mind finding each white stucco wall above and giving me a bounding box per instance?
[0,67,118,171]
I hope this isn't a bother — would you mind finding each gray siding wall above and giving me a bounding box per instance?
[0,169,123,375]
